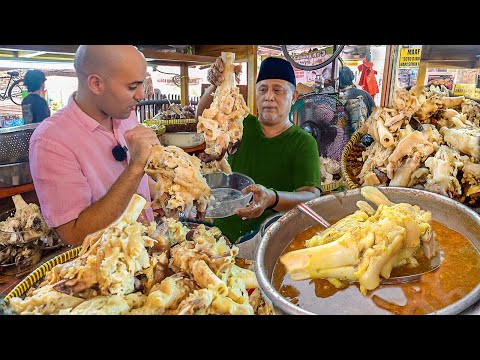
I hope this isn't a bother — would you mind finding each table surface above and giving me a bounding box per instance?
[0,246,70,298]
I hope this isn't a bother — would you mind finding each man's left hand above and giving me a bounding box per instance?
[235,184,276,219]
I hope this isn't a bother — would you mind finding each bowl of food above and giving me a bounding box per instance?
[0,243,43,276]
[0,197,64,275]
[255,186,480,315]
[142,120,166,138]
[204,172,254,219]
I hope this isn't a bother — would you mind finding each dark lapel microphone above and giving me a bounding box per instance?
[112,144,128,161]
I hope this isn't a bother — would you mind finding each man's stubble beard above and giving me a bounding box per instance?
[258,112,279,125]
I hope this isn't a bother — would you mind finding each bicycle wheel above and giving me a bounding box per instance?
[281,45,345,71]
[8,79,26,106]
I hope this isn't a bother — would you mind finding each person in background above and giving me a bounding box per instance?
[21,69,50,124]
[338,66,376,116]
[29,45,160,246]
[313,102,347,162]
[196,56,322,246]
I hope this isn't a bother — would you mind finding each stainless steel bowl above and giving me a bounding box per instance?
[255,187,480,315]
[204,172,254,218]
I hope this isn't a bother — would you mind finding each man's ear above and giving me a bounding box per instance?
[87,74,103,95]
[292,89,298,104]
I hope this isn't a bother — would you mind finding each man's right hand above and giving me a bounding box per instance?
[207,56,242,87]
[124,125,160,170]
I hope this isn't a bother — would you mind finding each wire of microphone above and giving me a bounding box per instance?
[112,144,128,161]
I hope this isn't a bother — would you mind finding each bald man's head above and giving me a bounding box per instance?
[74,45,146,80]
[73,45,148,121]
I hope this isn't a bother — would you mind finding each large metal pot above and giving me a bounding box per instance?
[255,187,480,315]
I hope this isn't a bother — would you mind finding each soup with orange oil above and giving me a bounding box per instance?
[272,220,480,315]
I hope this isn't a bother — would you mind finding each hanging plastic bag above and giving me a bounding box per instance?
[365,70,379,97]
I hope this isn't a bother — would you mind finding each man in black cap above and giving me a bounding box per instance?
[196,56,321,247]
[21,69,51,124]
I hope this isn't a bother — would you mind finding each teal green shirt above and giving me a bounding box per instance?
[214,114,321,243]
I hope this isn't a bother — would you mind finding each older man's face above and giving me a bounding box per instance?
[256,79,295,125]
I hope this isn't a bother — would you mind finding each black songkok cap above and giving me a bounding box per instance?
[256,57,296,87]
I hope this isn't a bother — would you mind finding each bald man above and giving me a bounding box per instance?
[29,45,160,246]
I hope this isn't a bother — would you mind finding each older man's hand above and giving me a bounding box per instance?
[235,184,276,219]
[207,56,242,87]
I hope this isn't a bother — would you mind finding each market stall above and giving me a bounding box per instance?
[0,45,479,315]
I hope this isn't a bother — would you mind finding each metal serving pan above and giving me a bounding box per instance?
[255,187,480,315]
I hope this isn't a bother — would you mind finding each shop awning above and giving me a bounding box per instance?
[421,45,480,69]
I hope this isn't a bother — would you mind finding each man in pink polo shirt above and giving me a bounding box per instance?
[29,45,160,246]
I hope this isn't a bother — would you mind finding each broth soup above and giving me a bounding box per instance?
[272,220,480,315]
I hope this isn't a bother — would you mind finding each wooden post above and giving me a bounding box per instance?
[411,60,428,97]
[387,45,401,107]
[246,46,258,116]
[180,64,189,106]
[416,60,428,87]
[381,45,395,107]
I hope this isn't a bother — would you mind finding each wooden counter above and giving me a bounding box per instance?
[0,183,34,199]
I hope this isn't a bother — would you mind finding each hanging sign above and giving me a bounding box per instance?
[399,48,422,68]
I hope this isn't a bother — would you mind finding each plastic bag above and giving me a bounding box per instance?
[365,70,379,97]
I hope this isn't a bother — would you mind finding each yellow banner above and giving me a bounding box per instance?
[343,60,359,67]
[453,83,476,97]
[399,48,422,68]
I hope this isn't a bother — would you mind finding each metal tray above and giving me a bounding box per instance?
[0,161,32,187]
[0,123,39,165]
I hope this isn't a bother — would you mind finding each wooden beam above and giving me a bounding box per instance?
[0,57,74,64]
[195,45,251,62]
[0,45,79,54]
[140,50,216,66]
[426,60,476,69]
[22,51,47,58]
[426,51,477,61]
[420,45,480,68]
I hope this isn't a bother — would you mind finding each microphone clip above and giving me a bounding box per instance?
[112,144,128,161]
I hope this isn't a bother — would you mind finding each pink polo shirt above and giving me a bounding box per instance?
[29,95,153,228]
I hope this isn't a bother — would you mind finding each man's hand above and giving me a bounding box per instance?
[124,125,160,169]
[235,184,276,219]
[207,56,242,87]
